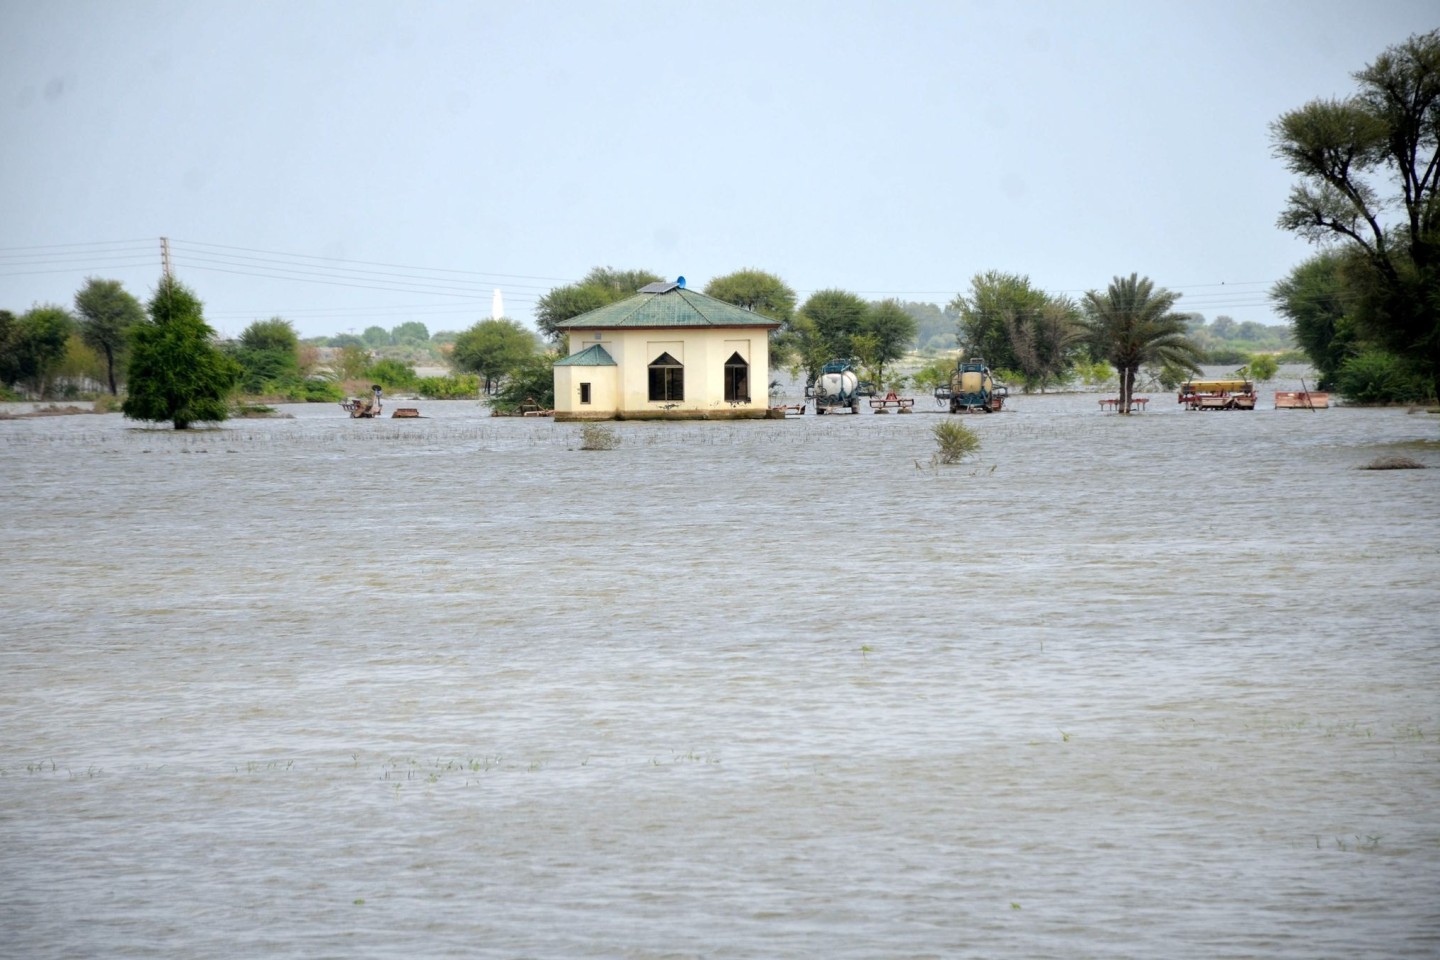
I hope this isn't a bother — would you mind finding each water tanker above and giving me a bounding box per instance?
[808,360,862,414]
[935,357,1007,413]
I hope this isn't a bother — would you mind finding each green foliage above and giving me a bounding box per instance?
[1336,349,1429,404]
[361,325,393,348]
[1270,251,1358,390]
[862,298,920,385]
[390,321,429,344]
[123,277,239,429]
[73,277,143,395]
[911,356,957,394]
[797,289,869,362]
[2,304,74,397]
[490,353,557,412]
[1271,29,1440,400]
[901,301,955,353]
[702,269,796,323]
[450,318,537,389]
[1243,354,1280,383]
[232,317,302,394]
[365,357,418,391]
[1072,358,1117,387]
[415,374,480,399]
[534,267,664,341]
[949,271,1081,390]
[931,419,981,464]
[1082,274,1202,412]
[331,344,371,381]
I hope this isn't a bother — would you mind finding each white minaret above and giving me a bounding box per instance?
[491,288,504,320]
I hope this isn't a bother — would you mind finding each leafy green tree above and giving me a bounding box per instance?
[795,289,869,363]
[1271,29,1440,400]
[534,267,664,341]
[948,271,1050,371]
[390,321,429,344]
[4,305,74,397]
[860,298,919,386]
[0,310,17,391]
[328,333,363,348]
[902,301,954,353]
[1270,251,1361,389]
[1003,297,1083,392]
[1081,274,1203,414]
[361,325,392,348]
[74,278,143,395]
[123,278,239,429]
[451,318,537,394]
[233,317,301,393]
[702,269,796,322]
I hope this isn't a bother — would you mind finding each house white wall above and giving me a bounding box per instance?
[554,328,773,420]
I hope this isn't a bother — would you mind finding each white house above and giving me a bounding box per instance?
[552,279,782,421]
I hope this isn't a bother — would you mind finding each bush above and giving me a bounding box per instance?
[415,374,480,399]
[365,358,418,391]
[1336,350,1429,405]
[579,423,620,450]
[931,419,981,464]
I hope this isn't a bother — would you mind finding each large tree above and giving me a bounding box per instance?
[534,267,664,342]
[702,269,796,322]
[1081,274,1202,414]
[948,271,1052,372]
[1271,29,1440,400]
[3,305,73,397]
[858,298,919,386]
[233,317,301,393]
[74,278,143,395]
[1270,251,1358,389]
[451,318,537,394]
[794,289,869,369]
[123,278,239,429]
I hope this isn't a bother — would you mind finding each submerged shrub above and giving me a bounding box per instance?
[931,419,980,464]
[579,423,620,450]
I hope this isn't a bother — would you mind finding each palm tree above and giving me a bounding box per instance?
[1081,274,1202,413]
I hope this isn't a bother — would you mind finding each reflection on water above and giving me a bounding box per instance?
[2,380,1438,958]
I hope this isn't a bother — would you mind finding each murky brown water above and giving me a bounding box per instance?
[3,372,1439,958]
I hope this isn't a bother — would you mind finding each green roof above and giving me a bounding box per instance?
[555,287,782,331]
[553,344,617,366]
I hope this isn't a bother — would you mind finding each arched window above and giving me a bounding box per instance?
[724,352,749,403]
[648,352,684,402]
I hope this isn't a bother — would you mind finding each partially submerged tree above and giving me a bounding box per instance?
[123,278,239,429]
[949,271,1081,389]
[233,317,301,393]
[1271,29,1440,400]
[860,298,919,387]
[74,278,143,395]
[1,305,73,398]
[1081,274,1202,414]
[451,318,537,394]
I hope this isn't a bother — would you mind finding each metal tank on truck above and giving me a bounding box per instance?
[807,360,862,414]
[936,357,1007,413]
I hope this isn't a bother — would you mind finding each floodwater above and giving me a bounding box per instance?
[2,371,1438,959]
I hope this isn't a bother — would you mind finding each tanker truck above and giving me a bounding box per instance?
[937,357,1007,413]
[807,360,863,414]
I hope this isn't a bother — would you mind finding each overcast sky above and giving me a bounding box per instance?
[2,1,1436,340]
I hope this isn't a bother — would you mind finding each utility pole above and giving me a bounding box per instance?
[160,236,172,280]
